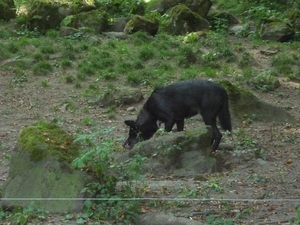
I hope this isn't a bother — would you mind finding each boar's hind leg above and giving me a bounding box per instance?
[176,119,184,131]
[211,125,222,151]
[201,112,222,151]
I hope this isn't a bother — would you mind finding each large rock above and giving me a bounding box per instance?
[124,15,159,35]
[61,9,109,33]
[1,120,93,213]
[0,0,16,20]
[93,87,143,107]
[164,5,210,35]
[220,80,296,123]
[106,17,131,32]
[24,1,95,31]
[260,20,294,42]
[118,126,218,176]
[149,0,212,18]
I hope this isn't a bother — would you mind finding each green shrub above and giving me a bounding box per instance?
[248,70,280,92]
[72,127,145,224]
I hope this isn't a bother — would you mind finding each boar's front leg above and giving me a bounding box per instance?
[164,120,176,132]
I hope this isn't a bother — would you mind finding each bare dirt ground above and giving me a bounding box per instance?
[0,35,300,224]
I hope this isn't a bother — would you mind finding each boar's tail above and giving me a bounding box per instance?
[218,96,232,132]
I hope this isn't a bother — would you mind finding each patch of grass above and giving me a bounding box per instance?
[200,66,218,78]
[7,43,19,54]
[0,43,11,60]
[102,71,117,80]
[40,45,55,54]
[32,61,53,76]
[178,66,198,80]
[61,59,73,68]
[65,75,75,83]
[45,29,59,38]
[76,73,87,80]
[1,110,11,116]
[238,52,253,68]
[88,84,98,90]
[271,52,297,76]
[127,72,140,84]
[89,52,115,70]
[81,117,95,126]
[130,31,153,46]
[107,113,116,119]
[11,66,25,76]
[116,62,133,74]
[62,50,76,60]
[63,100,77,112]
[0,24,13,39]
[78,61,96,76]
[74,82,82,89]
[132,59,144,69]
[33,52,49,61]
[139,44,155,61]
[232,41,245,52]
[41,80,49,87]
[177,44,197,68]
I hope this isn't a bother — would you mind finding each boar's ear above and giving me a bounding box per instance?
[124,120,136,128]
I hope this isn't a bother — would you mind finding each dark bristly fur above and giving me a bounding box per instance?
[124,79,232,151]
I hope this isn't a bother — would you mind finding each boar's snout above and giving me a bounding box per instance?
[123,139,132,149]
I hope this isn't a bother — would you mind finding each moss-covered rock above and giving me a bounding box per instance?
[17,120,80,162]
[61,9,108,33]
[124,15,159,35]
[259,20,294,42]
[148,0,212,18]
[0,0,16,20]
[19,0,95,31]
[2,120,94,213]
[164,5,209,35]
[220,80,295,123]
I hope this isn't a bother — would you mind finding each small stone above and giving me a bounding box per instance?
[126,106,136,112]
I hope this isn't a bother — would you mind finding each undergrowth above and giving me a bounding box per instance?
[70,126,146,224]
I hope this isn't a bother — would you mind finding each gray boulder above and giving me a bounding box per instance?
[124,15,159,35]
[62,9,109,33]
[96,87,143,107]
[119,126,218,176]
[260,20,294,42]
[164,5,210,35]
[1,120,93,213]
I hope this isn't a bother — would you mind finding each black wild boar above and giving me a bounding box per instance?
[124,79,232,151]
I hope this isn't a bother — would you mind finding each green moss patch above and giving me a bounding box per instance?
[17,120,80,162]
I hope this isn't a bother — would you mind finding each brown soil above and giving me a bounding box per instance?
[0,34,299,224]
